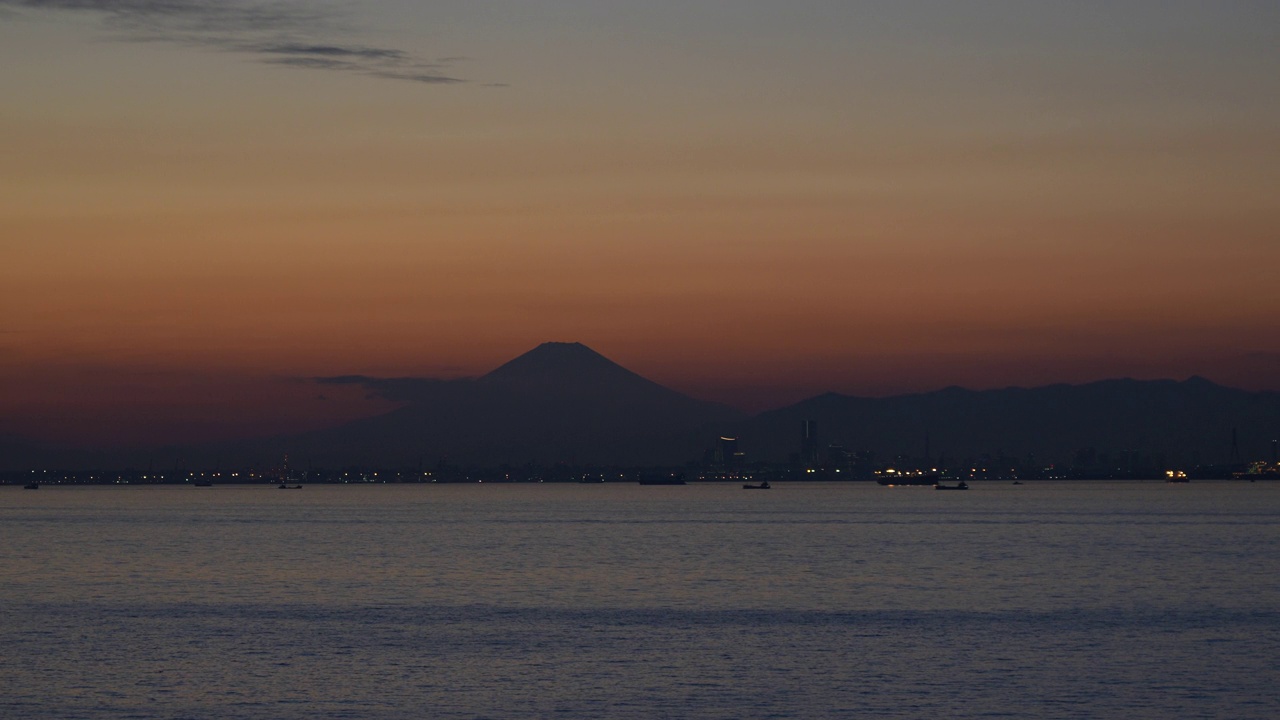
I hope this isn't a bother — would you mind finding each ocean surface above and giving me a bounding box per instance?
[2,481,1277,719]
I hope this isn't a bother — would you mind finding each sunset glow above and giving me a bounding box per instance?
[2,1,1278,446]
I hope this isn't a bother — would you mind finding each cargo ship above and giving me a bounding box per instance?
[875,471,939,487]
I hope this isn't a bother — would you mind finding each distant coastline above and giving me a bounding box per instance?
[4,464,1276,487]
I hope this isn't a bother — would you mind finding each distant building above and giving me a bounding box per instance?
[801,420,818,467]
[826,443,851,471]
[715,436,743,469]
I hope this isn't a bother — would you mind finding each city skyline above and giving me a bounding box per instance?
[3,1,1278,447]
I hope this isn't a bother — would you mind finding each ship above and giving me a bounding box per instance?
[876,472,939,487]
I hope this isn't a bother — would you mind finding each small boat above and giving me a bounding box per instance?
[877,473,939,487]
[193,480,213,487]
[935,481,969,491]
[23,483,39,490]
[277,484,303,490]
[1012,481,1024,485]
[742,481,771,490]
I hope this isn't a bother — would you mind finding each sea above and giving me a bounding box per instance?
[2,481,1277,719]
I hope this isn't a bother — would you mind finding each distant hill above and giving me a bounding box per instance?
[731,377,1280,468]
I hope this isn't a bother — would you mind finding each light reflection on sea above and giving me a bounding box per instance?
[1,481,1277,719]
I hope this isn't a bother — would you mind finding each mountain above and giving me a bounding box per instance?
[730,377,1280,468]
[244,342,744,467]
[7,345,1279,472]
[483,341,652,387]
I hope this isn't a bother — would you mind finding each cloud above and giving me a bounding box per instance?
[364,68,461,84]
[2,0,467,84]
[313,375,474,403]
[259,42,407,61]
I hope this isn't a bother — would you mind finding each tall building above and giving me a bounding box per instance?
[801,420,818,467]
[715,436,742,469]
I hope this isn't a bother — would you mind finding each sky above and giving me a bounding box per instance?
[2,1,1278,447]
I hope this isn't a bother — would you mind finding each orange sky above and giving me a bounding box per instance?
[1,2,1278,446]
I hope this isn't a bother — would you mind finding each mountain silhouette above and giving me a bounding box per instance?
[253,342,744,467]
[5,346,1278,472]
[481,342,716,407]
[484,342,632,383]
[730,376,1280,469]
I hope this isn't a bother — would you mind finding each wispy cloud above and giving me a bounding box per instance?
[1,0,467,84]
[313,374,473,402]
[259,42,408,61]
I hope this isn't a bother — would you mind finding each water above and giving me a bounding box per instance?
[2,482,1277,719]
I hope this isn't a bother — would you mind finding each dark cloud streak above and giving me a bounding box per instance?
[1,0,467,85]
[258,43,407,61]
[365,68,463,85]
[262,56,359,72]
[313,375,474,403]
[4,0,329,35]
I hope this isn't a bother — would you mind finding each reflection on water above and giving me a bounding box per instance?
[2,482,1278,718]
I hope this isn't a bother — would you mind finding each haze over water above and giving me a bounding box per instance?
[3,481,1278,718]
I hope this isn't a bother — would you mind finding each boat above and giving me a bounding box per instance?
[742,481,771,490]
[23,483,39,490]
[193,480,213,487]
[935,481,969,491]
[277,484,303,490]
[1012,481,1024,485]
[876,473,939,487]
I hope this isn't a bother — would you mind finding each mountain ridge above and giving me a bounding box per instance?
[2,344,1277,470]
[732,375,1279,468]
